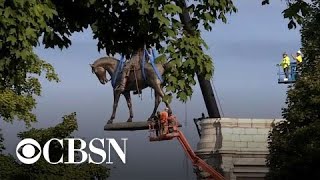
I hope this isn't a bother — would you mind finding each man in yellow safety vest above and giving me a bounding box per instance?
[292,50,303,64]
[281,52,291,81]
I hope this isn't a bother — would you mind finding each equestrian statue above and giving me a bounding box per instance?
[90,48,171,124]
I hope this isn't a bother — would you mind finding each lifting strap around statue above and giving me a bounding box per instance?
[141,48,163,83]
[141,50,146,81]
[112,55,125,88]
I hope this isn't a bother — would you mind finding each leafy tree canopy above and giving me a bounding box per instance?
[266,1,320,179]
[2,0,315,124]
[1,0,318,179]
[39,0,237,103]
[0,0,237,125]
[262,0,314,29]
[0,0,59,124]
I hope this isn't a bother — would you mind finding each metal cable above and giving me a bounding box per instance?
[185,102,188,127]
[211,78,224,117]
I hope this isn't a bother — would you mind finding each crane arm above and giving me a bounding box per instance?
[148,118,224,179]
[176,130,225,180]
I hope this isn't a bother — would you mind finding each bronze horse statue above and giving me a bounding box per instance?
[90,51,171,124]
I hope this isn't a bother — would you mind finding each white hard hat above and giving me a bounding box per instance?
[297,50,301,54]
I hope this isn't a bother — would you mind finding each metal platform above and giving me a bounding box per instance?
[278,79,296,84]
[277,62,298,84]
[104,121,182,131]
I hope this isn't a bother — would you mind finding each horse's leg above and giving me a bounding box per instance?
[155,83,172,110]
[148,92,161,121]
[161,89,172,111]
[152,80,165,98]
[108,90,121,124]
[123,91,133,122]
[150,80,172,116]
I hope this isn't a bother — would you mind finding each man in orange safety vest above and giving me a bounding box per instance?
[159,107,169,134]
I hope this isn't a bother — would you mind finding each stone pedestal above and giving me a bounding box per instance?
[195,118,282,180]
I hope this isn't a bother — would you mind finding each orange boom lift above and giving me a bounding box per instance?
[148,117,225,180]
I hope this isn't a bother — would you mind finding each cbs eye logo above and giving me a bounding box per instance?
[16,138,42,164]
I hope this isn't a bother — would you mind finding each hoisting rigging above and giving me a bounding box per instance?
[106,45,225,179]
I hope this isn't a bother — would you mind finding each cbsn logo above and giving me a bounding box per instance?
[16,138,127,164]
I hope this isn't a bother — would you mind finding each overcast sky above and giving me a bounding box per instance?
[1,1,302,180]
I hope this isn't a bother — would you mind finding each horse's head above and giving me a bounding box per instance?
[90,64,108,85]
[90,57,119,85]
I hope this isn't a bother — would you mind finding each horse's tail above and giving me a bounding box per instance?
[163,62,170,71]
[162,59,174,71]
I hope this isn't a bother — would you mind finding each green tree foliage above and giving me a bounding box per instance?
[47,0,237,102]
[2,0,317,178]
[0,1,236,178]
[262,0,313,29]
[0,0,59,125]
[0,0,315,124]
[0,0,238,124]
[0,113,110,180]
[266,2,320,179]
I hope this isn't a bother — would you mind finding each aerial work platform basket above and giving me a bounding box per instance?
[277,62,298,84]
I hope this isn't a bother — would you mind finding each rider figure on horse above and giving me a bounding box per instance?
[116,48,149,92]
